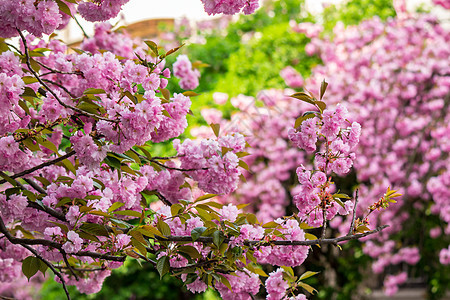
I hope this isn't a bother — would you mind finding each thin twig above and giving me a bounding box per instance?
[21,243,72,300]
[41,78,77,98]
[0,217,71,300]
[17,29,117,123]
[156,192,172,207]
[54,266,106,272]
[321,206,327,239]
[61,250,79,281]
[73,15,89,39]
[348,189,359,236]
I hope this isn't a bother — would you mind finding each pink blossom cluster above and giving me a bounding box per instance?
[201,0,259,15]
[0,136,32,173]
[173,55,200,90]
[439,246,450,265]
[302,9,449,294]
[174,133,245,195]
[0,0,63,37]
[81,23,136,59]
[383,272,407,296]
[0,0,130,38]
[265,269,307,300]
[255,219,309,267]
[280,66,304,88]
[433,0,450,9]
[77,0,130,22]
[191,89,312,222]
[289,21,323,38]
[0,71,27,136]
[215,270,261,299]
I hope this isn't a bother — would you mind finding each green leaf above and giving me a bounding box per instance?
[108,202,124,213]
[290,92,315,105]
[281,266,294,277]
[56,0,73,17]
[195,207,212,221]
[144,40,159,56]
[316,101,326,113]
[212,230,225,248]
[299,271,319,281]
[334,197,345,208]
[194,193,217,202]
[139,225,163,238]
[79,223,110,237]
[129,230,146,244]
[170,203,183,216]
[132,238,147,256]
[104,155,121,170]
[305,233,318,240]
[320,79,328,100]
[83,88,106,95]
[124,150,141,164]
[294,112,316,129]
[114,210,142,218]
[299,282,318,294]
[60,159,76,175]
[191,227,207,242]
[160,88,170,100]
[178,246,202,259]
[0,172,17,186]
[217,274,232,291]
[251,266,268,277]
[182,91,200,97]
[22,76,38,84]
[238,160,249,171]
[156,256,170,278]
[157,219,171,236]
[78,231,100,242]
[22,256,40,280]
[246,213,257,224]
[263,221,280,228]
[38,140,59,154]
[164,44,184,57]
[210,123,220,137]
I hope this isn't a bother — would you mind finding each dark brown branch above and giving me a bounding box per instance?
[0,150,76,185]
[155,225,389,247]
[72,251,126,262]
[23,178,46,194]
[27,201,66,222]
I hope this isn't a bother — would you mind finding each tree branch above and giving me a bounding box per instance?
[155,225,389,247]
[0,150,76,185]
